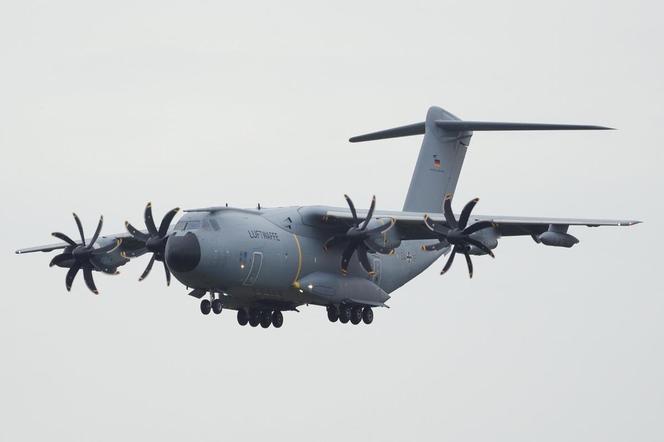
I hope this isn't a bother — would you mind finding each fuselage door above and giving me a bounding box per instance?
[243,252,263,286]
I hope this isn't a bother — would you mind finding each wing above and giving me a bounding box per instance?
[15,231,146,255]
[319,207,640,244]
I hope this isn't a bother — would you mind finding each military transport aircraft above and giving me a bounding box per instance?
[15,106,639,329]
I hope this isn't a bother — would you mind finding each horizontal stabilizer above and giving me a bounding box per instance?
[349,120,613,142]
[349,122,425,143]
[434,121,614,132]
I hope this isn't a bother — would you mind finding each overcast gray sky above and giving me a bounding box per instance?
[1,1,662,441]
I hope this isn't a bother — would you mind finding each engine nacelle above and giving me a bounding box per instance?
[467,225,499,256]
[365,217,401,252]
[537,225,579,248]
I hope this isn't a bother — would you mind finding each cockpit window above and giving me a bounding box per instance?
[174,221,186,231]
[186,220,202,230]
[209,218,220,231]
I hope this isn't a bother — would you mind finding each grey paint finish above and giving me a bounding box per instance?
[402,106,470,213]
[14,105,639,319]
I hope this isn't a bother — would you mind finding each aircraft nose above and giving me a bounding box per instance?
[166,232,201,273]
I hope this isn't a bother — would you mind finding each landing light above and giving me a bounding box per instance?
[307,284,314,290]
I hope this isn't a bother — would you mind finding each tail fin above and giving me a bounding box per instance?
[349,106,612,213]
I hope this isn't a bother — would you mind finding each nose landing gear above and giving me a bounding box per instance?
[199,292,223,315]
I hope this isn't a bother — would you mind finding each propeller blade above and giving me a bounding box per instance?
[92,239,122,255]
[363,218,395,236]
[356,243,374,274]
[340,241,356,273]
[423,215,450,235]
[89,215,104,246]
[323,235,346,251]
[361,195,376,230]
[72,213,86,245]
[440,247,457,275]
[344,194,359,226]
[144,202,158,236]
[465,237,495,258]
[125,221,149,241]
[463,220,494,235]
[139,255,156,281]
[65,262,81,291]
[458,198,479,229]
[49,253,73,267]
[421,241,448,252]
[163,262,171,286]
[158,208,180,237]
[83,268,99,294]
[364,238,394,254]
[463,251,473,278]
[443,196,458,228]
[52,232,77,246]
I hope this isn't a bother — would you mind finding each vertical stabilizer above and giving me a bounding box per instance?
[402,106,471,213]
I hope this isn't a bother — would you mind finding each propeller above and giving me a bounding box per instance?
[323,195,395,275]
[422,196,495,278]
[49,213,121,294]
[124,202,180,285]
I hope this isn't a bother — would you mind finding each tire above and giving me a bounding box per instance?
[362,307,374,324]
[260,311,272,328]
[249,310,260,327]
[237,309,248,326]
[350,306,363,325]
[339,305,351,324]
[272,311,284,328]
[327,306,339,322]
[200,299,211,315]
[211,298,223,314]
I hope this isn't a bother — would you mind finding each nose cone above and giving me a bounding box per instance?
[166,232,201,273]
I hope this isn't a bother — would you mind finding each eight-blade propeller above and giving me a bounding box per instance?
[323,195,395,275]
[422,196,495,278]
[124,202,180,285]
[50,213,121,294]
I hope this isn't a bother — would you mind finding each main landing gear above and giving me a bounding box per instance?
[197,291,284,329]
[327,305,374,325]
[238,309,284,329]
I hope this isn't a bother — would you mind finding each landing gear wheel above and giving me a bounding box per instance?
[327,306,339,322]
[260,311,272,328]
[237,309,248,326]
[200,299,211,315]
[339,305,351,324]
[362,307,374,324]
[211,298,223,314]
[350,306,363,325]
[272,311,284,328]
[249,311,260,327]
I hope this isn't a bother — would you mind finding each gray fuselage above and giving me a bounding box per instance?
[165,206,445,311]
